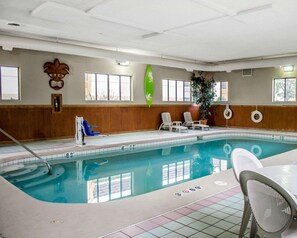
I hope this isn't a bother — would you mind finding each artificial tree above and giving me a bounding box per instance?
[191,71,216,122]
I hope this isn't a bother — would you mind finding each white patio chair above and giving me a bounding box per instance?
[159,112,188,133]
[183,112,209,131]
[240,170,297,238]
[231,148,263,238]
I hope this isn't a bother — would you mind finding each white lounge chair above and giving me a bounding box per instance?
[183,112,209,131]
[159,112,188,133]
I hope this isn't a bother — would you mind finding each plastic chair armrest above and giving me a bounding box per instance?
[173,121,182,126]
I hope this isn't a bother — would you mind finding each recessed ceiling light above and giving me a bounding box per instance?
[283,65,294,72]
[7,22,20,27]
[116,60,129,66]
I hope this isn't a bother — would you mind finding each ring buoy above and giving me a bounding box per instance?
[251,145,262,157]
[251,110,263,123]
[223,143,232,155]
[224,108,233,120]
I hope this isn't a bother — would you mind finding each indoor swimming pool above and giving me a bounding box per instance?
[2,137,297,204]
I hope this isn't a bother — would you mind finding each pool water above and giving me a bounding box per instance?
[5,138,297,203]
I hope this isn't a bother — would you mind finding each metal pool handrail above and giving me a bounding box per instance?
[0,128,52,175]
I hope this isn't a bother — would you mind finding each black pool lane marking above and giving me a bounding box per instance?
[175,185,203,197]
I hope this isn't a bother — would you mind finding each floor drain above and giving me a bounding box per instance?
[50,219,64,224]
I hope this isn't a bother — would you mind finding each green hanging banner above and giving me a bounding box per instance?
[144,64,154,107]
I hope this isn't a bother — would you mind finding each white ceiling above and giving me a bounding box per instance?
[1,0,297,71]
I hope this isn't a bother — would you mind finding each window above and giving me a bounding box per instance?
[168,80,176,101]
[0,66,19,100]
[273,78,296,102]
[184,82,191,101]
[214,81,228,102]
[85,73,132,101]
[162,79,191,102]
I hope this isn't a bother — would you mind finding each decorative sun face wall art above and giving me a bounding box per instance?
[43,58,69,90]
[144,64,154,107]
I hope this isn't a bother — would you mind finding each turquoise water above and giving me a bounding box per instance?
[5,138,297,203]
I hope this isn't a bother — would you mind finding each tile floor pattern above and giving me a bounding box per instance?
[103,186,250,238]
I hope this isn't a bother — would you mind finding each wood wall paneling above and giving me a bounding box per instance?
[0,105,199,142]
[211,105,297,132]
[3,104,296,143]
[4,105,297,142]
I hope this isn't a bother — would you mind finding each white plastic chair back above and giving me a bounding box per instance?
[183,112,192,123]
[240,170,297,237]
[161,112,172,126]
[231,148,263,183]
[248,180,291,233]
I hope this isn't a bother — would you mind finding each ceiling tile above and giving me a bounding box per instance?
[1,0,297,65]
[88,0,223,32]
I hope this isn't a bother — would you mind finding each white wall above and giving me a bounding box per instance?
[214,67,297,105]
[0,49,192,105]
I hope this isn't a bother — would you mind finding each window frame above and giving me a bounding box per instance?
[162,79,191,102]
[0,65,20,101]
[214,81,228,102]
[85,73,132,102]
[272,77,296,103]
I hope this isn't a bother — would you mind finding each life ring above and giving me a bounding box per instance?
[223,143,232,155]
[251,110,263,123]
[251,145,262,157]
[224,108,233,120]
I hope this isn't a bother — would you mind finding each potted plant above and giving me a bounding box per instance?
[191,71,216,124]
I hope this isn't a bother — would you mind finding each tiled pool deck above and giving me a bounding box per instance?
[103,186,249,238]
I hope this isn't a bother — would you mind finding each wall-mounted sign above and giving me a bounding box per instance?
[51,94,62,113]
[44,58,69,90]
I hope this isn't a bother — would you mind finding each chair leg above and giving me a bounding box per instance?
[249,216,257,238]
[158,123,163,131]
[239,200,252,238]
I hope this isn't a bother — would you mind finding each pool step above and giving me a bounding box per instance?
[17,165,65,189]
[8,166,49,184]
[2,164,38,179]
[2,163,65,189]
[0,164,25,175]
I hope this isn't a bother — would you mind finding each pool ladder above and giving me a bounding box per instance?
[0,128,53,175]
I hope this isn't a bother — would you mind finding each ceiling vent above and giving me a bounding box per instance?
[242,68,253,77]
